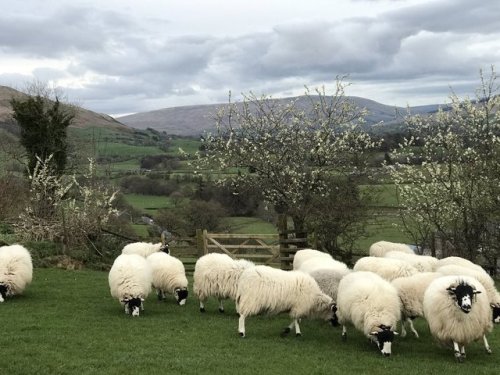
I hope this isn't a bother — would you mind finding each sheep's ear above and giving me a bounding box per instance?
[393,331,399,336]
[473,290,482,295]
[121,298,129,303]
[446,286,456,295]
[140,297,145,302]
[490,303,500,308]
[330,303,337,312]
[369,331,379,336]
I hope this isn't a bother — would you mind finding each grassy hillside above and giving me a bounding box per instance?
[0,268,498,374]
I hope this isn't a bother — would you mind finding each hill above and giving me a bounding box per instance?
[0,85,130,134]
[117,96,444,136]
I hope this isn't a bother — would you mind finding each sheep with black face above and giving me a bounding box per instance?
[147,252,188,306]
[109,254,152,317]
[0,244,33,302]
[336,271,401,356]
[423,275,493,362]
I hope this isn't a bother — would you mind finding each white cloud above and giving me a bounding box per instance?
[0,0,499,116]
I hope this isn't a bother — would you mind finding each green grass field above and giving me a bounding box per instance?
[1,268,498,375]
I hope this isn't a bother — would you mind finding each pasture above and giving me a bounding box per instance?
[1,268,498,375]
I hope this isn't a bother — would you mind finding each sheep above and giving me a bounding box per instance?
[423,275,493,362]
[369,241,414,257]
[193,253,255,313]
[436,264,500,324]
[391,272,442,338]
[0,244,33,302]
[292,248,335,270]
[236,265,337,338]
[336,271,401,356]
[353,256,418,281]
[147,252,188,305]
[122,241,170,257]
[435,256,485,273]
[108,254,152,316]
[384,251,438,272]
[308,268,347,302]
[297,256,351,276]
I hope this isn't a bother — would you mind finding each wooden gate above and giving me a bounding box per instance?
[199,230,280,265]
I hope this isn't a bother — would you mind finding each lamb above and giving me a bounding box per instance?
[369,241,414,257]
[236,265,337,338]
[308,268,346,302]
[384,251,438,272]
[336,271,401,356]
[108,253,152,316]
[292,248,336,270]
[353,256,418,281]
[193,253,255,313]
[122,241,169,258]
[423,275,493,362]
[0,244,33,302]
[146,252,188,305]
[391,272,442,337]
[436,264,500,324]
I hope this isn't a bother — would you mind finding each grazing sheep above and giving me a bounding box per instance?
[353,256,418,281]
[109,254,152,316]
[122,241,169,258]
[193,253,254,313]
[292,248,335,270]
[391,272,442,337]
[369,241,414,257]
[0,244,33,302]
[384,251,438,272]
[236,265,337,338]
[147,252,188,305]
[337,271,401,356]
[423,275,493,362]
[435,256,485,273]
[437,264,500,324]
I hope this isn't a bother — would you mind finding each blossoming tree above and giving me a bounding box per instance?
[388,68,500,263]
[195,78,377,244]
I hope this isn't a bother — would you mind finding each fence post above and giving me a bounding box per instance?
[278,214,289,270]
[196,229,205,257]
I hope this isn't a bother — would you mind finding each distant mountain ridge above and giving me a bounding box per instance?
[117,96,444,136]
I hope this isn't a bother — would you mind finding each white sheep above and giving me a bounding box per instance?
[369,241,415,257]
[384,251,438,272]
[391,272,442,337]
[193,253,254,313]
[436,264,500,324]
[108,253,152,316]
[297,256,351,275]
[423,275,493,362]
[122,241,169,257]
[147,252,188,305]
[236,265,337,337]
[292,248,335,270]
[435,256,485,272]
[353,256,418,281]
[337,271,401,356]
[0,244,33,302]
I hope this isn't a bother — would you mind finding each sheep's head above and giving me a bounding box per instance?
[174,287,188,306]
[447,281,481,314]
[491,303,500,323]
[122,297,144,317]
[0,283,9,302]
[370,325,398,356]
[159,243,170,254]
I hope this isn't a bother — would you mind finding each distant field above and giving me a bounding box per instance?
[221,216,277,234]
[123,193,173,213]
[167,138,201,156]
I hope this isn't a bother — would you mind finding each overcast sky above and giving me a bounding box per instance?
[1,0,499,117]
